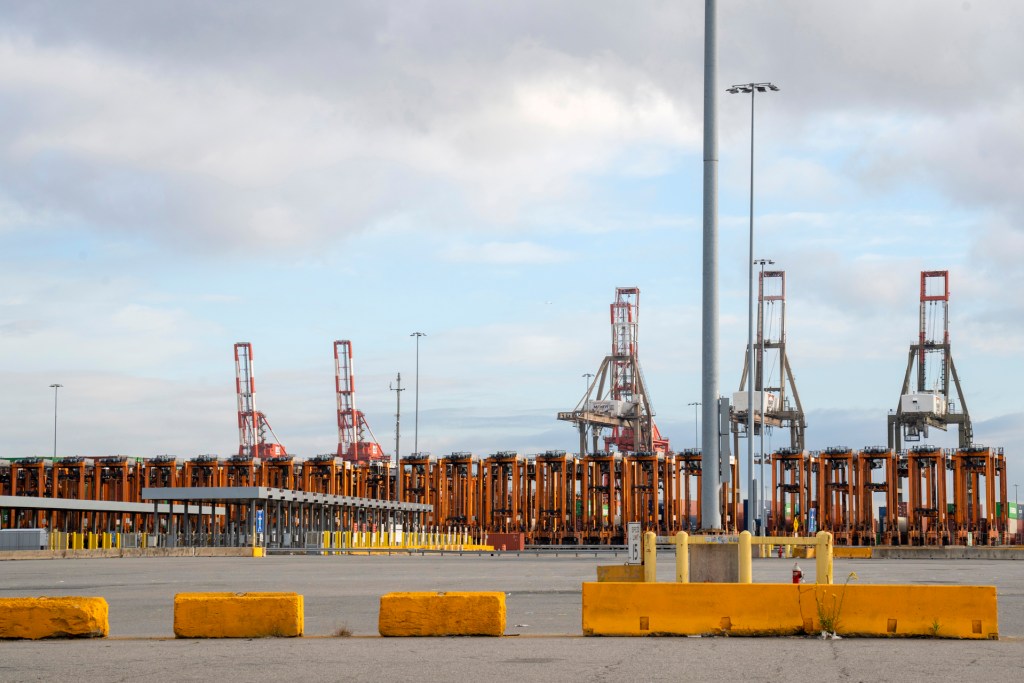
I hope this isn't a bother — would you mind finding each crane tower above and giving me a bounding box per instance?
[731,270,806,450]
[888,271,973,450]
[234,342,287,459]
[558,287,669,455]
[334,340,386,462]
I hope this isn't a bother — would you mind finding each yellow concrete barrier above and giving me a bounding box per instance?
[174,592,303,638]
[835,547,873,559]
[379,592,505,636]
[582,583,998,639]
[596,565,644,582]
[0,597,109,639]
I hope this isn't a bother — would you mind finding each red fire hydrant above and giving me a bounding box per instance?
[792,562,803,584]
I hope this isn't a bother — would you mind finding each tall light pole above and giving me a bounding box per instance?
[582,373,594,400]
[700,0,722,532]
[389,373,404,501]
[728,81,778,533]
[410,332,426,455]
[687,402,701,449]
[49,383,62,459]
[755,257,774,529]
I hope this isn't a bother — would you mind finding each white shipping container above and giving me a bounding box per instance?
[732,391,777,413]
[900,392,947,415]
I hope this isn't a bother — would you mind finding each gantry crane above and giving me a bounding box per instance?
[334,340,386,462]
[234,342,287,459]
[732,269,806,451]
[887,271,973,450]
[558,287,669,455]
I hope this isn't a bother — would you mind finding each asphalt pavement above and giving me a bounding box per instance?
[1,552,1022,681]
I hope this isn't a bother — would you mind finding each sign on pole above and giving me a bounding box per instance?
[255,509,265,534]
[627,522,642,565]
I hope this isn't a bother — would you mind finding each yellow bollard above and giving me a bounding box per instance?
[739,531,753,584]
[816,531,833,584]
[643,531,657,583]
[675,531,689,583]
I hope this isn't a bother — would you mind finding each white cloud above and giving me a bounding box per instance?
[441,241,572,265]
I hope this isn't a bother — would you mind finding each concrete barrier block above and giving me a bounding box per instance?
[174,592,303,638]
[597,565,645,582]
[834,547,873,559]
[582,583,998,639]
[379,591,505,636]
[689,544,739,582]
[0,597,109,639]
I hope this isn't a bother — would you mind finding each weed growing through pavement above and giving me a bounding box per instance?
[816,571,858,639]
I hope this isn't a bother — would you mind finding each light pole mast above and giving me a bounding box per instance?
[700,0,722,531]
[727,81,779,532]
[49,383,62,459]
[389,373,404,501]
[410,332,426,455]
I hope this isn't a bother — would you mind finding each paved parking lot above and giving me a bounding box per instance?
[1,553,1022,681]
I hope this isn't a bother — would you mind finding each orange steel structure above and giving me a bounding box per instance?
[183,455,224,488]
[678,449,702,532]
[950,445,1007,546]
[533,450,571,543]
[261,455,296,490]
[142,455,180,489]
[769,447,811,536]
[301,454,341,494]
[579,451,619,543]
[818,447,855,545]
[481,451,524,534]
[52,456,89,501]
[224,454,257,488]
[905,445,948,546]
[855,447,898,545]
[1,447,1011,546]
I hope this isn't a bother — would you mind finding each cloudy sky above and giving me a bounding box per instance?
[1,1,1021,489]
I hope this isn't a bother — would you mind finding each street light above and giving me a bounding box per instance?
[728,81,779,533]
[755,257,774,526]
[687,402,701,449]
[49,383,63,459]
[582,373,594,400]
[410,332,426,455]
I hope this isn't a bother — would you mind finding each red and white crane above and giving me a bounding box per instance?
[558,287,669,454]
[334,340,386,462]
[234,342,286,459]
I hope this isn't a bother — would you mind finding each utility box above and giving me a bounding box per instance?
[900,392,947,415]
[0,528,48,551]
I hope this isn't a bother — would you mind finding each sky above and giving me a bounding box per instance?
[0,1,1021,492]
